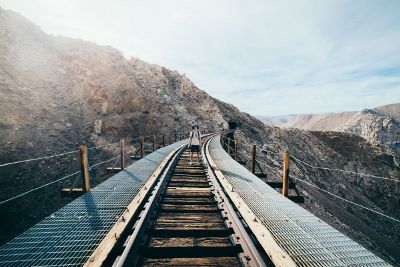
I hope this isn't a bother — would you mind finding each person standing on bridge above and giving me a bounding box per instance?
[188,125,201,165]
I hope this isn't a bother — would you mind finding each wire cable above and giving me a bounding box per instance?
[0,171,81,205]
[89,155,120,170]
[394,156,399,169]
[86,141,121,151]
[257,161,283,174]
[291,175,400,223]
[259,148,284,157]
[0,150,80,168]
[290,155,400,182]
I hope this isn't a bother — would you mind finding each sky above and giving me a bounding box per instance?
[1,0,400,116]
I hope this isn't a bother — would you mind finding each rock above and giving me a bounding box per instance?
[0,7,399,265]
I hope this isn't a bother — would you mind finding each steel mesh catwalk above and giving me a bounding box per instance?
[208,136,391,267]
[0,140,187,267]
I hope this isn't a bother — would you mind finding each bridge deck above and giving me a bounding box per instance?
[0,140,187,267]
[208,136,390,267]
[0,136,392,266]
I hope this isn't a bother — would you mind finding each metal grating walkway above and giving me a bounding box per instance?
[0,140,187,267]
[208,136,391,267]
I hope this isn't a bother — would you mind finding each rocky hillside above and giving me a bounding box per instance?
[0,6,230,245]
[375,103,400,122]
[259,104,400,152]
[233,127,400,265]
[1,7,399,265]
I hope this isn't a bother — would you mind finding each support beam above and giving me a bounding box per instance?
[120,139,124,170]
[266,181,295,189]
[227,138,231,155]
[106,167,121,172]
[282,151,289,197]
[80,144,90,192]
[251,144,256,174]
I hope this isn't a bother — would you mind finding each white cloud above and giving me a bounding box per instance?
[1,0,399,115]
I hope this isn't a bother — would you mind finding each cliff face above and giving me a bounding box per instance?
[341,109,400,147]
[1,7,399,265]
[260,105,400,153]
[0,7,229,154]
[0,7,231,245]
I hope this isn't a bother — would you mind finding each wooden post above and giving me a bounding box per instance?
[282,151,289,197]
[174,132,177,142]
[227,138,231,155]
[140,136,144,158]
[80,144,90,192]
[251,144,256,174]
[162,134,165,147]
[234,141,238,161]
[120,139,124,170]
[152,134,156,151]
[169,135,171,145]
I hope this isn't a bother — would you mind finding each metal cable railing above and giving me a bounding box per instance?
[290,154,399,182]
[221,134,399,183]
[89,155,120,171]
[220,132,400,223]
[0,129,197,206]
[0,149,80,167]
[291,175,400,223]
[0,171,81,205]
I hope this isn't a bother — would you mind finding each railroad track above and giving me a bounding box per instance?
[110,136,270,267]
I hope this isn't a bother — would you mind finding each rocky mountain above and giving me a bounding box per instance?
[1,7,399,265]
[259,104,400,152]
[0,6,259,246]
[375,103,400,122]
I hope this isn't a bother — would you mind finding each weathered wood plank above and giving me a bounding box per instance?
[148,237,232,248]
[159,204,219,212]
[142,257,241,267]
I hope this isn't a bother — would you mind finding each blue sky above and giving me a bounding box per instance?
[1,0,400,115]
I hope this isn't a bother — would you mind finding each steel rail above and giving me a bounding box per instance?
[114,143,187,267]
[203,136,267,267]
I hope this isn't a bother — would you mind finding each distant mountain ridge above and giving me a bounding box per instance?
[258,103,400,150]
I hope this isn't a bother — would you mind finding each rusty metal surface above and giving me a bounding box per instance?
[208,136,391,267]
[0,140,188,267]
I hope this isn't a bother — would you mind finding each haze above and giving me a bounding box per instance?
[1,0,399,116]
